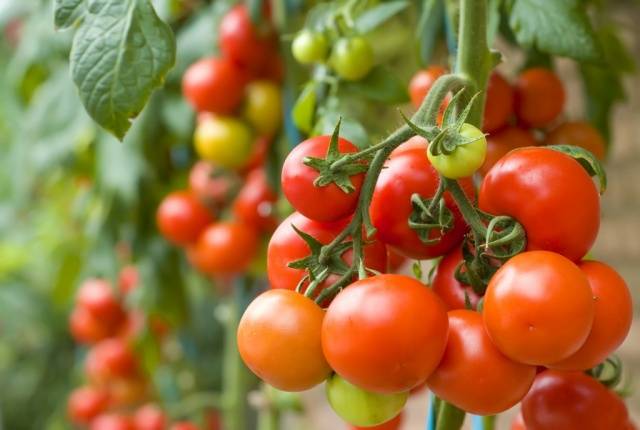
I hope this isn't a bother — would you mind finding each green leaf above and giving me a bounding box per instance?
[416,0,444,66]
[355,0,409,34]
[412,261,423,281]
[487,0,502,45]
[548,144,607,194]
[314,111,370,150]
[507,0,603,63]
[54,0,85,29]
[69,0,176,140]
[341,65,409,104]
[292,82,317,133]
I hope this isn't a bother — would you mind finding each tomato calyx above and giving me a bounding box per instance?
[587,355,627,393]
[547,144,607,194]
[408,188,454,245]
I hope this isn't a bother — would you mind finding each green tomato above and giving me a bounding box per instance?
[326,374,407,427]
[292,30,328,64]
[428,123,487,179]
[194,116,254,169]
[330,37,374,81]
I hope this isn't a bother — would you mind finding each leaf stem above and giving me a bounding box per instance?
[435,400,466,430]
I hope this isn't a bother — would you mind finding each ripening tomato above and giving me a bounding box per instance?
[85,338,138,383]
[67,386,110,425]
[350,412,403,430]
[219,5,277,72]
[188,160,240,208]
[105,377,148,408]
[322,274,449,393]
[232,169,278,232]
[427,310,536,415]
[194,116,255,170]
[483,71,514,133]
[292,30,328,64]
[514,68,565,127]
[182,57,247,114]
[171,422,199,430]
[327,374,407,427]
[133,404,167,430]
[479,147,600,261]
[90,414,134,430]
[238,289,332,391]
[69,307,117,344]
[189,221,258,275]
[409,65,448,109]
[76,278,125,327]
[242,80,282,137]
[521,370,629,430]
[330,37,375,81]
[156,191,213,246]
[511,412,527,430]
[549,261,633,370]
[432,248,481,310]
[478,126,536,176]
[370,137,474,260]
[427,123,487,179]
[282,135,364,222]
[483,251,594,365]
[118,265,138,296]
[544,121,606,160]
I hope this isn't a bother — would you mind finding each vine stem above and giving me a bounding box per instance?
[435,400,466,430]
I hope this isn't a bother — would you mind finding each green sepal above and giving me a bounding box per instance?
[548,144,607,194]
[287,224,352,279]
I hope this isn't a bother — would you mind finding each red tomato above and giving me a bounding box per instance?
[409,65,448,108]
[267,212,387,302]
[544,121,606,160]
[243,136,272,173]
[156,191,214,246]
[427,310,536,415]
[69,307,117,344]
[90,413,134,430]
[282,135,364,222]
[232,169,277,232]
[550,260,633,370]
[118,265,138,296]
[238,289,332,391]
[479,147,600,261]
[85,338,138,383]
[479,126,536,176]
[370,137,474,259]
[386,248,407,272]
[483,251,594,365]
[511,412,527,430]
[188,159,240,209]
[76,278,125,327]
[182,57,247,114]
[521,370,629,430]
[105,377,148,408]
[350,412,403,430]
[171,423,199,430]
[514,68,565,127]
[322,274,449,393]
[67,386,110,425]
[133,404,167,430]
[189,221,258,275]
[219,5,277,72]
[432,248,481,310]
[483,71,514,133]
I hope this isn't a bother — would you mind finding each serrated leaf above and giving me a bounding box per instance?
[54,0,85,29]
[292,82,316,133]
[507,0,603,63]
[342,66,409,104]
[69,0,176,140]
[355,0,409,34]
[548,144,607,194]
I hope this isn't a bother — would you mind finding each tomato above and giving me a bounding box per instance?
[76,278,125,327]
[85,338,138,383]
[237,289,332,391]
[511,412,527,430]
[232,169,278,232]
[479,126,536,176]
[219,5,277,72]
[408,65,447,109]
[427,123,487,179]
[544,121,606,160]
[483,71,514,133]
[171,422,199,430]
[133,404,167,430]
[242,80,282,137]
[292,30,328,64]
[243,136,272,173]
[90,414,135,430]
[326,374,407,427]
[521,370,629,430]
[350,412,403,430]
[479,147,600,261]
[189,221,258,275]
[267,212,387,301]
[514,68,565,127]
[483,251,594,365]
[432,247,481,310]
[370,137,474,259]
[118,265,138,296]
[427,310,536,415]
[330,37,375,81]
[194,116,254,170]
[156,191,213,246]
[105,377,148,408]
[386,248,407,272]
[182,57,247,114]
[67,386,110,425]
[188,160,240,208]
[282,135,364,222]
[322,274,448,393]
[549,260,633,370]
[69,307,117,344]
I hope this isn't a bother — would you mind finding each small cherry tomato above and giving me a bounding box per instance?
[188,160,240,209]
[70,307,119,344]
[483,71,514,133]
[409,65,448,109]
[242,80,282,137]
[544,121,606,160]
[514,68,565,127]
[432,247,481,310]
[427,123,487,179]
[232,169,278,232]
[292,30,329,64]
[182,57,247,114]
[330,37,375,81]
[238,289,332,391]
[76,278,125,327]
[350,412,403,430]
[156,191,213,246]
[194,116,254,170]
[326,374,407,427]
[189,221,258,275]
[67,386,110,425]
[479,126,536,176]
[85,338,138,383]
[133,404,167,430]
[90,414,134,430]
[105,377,148,408]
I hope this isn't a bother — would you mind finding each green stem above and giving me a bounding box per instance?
[483,415,497,430]
[257,407,280,430]
[435,400,466,430]
[442,177,486,237]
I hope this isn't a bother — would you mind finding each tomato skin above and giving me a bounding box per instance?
[282,135,364,222]
[427,310,536,415]
[326,374,407,427]
[330,37,375,81]
[483,72,514,133]
[76,279,125,327]
[133,404,167,430]
[511,412,527,430]
[237,289,332,391]
[544,121,606,160]
[521,370,629,430]
[182,57,246,114]
[194,116,254,170]
[322,274,449,393]
[118,265,139,296]
[409,66,447,108]
[67,386,110,425]
[188,160,240,208]
[292,30,328,64]
[70,307,118,344]
[189,221,258,275]
[479,147,600,261]
[85,338,138,383]
[479,126,536,176]
[483,251,594,365]
[514,68,565,127]
[350,412,403,430]
[90,414,135,430]
[104,377,148,408]
[370,137,474,260]
[232,169,278,232]
[427,123,487,179]
[157,191,213,246]
[432,248,481,310]
[242,80,282,137]
[549,261,633,370]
